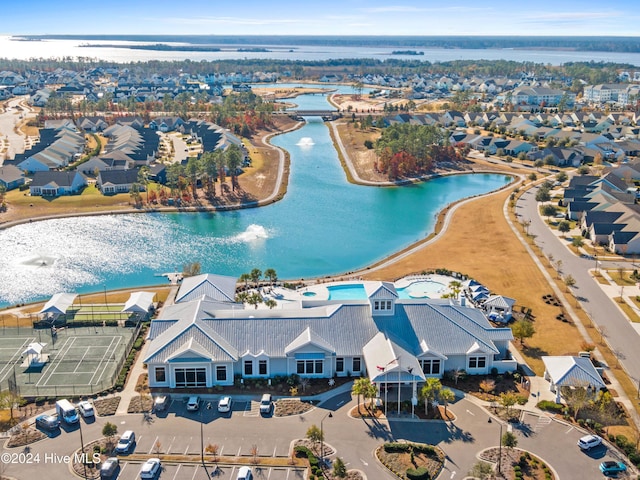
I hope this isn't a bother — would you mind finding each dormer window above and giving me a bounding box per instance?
[373,299,394,314]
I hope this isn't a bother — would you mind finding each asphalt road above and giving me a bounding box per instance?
[517,184,640,387]
[0,391,623,480]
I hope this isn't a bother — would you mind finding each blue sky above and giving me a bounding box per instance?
[3,0,639,36]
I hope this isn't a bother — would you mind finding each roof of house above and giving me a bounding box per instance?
[30,171,84,188]
[0,165,24,183]
[542,356,605,389]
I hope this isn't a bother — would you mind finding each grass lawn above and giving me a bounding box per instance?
[592,271,610,285]
[614,297,640,323]
[605,270,638,286]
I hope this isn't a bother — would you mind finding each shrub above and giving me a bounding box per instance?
[536,400,564,413]
[384,442,412,453]
[407,466,430,480]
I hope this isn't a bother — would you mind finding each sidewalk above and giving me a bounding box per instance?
[115,285,179,415]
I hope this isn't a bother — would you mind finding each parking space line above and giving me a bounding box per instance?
[148,435,159,454]
[167,435,176,453]
[237,446,242,456]
[191,466,199,480]
[273,445,277,457]
[184,443,190,455]
[171,464,181,480]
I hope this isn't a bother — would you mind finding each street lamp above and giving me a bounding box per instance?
[200,402,212,466]
[320,411,333,464]
[488,417,502,475]
[78,418,88,479]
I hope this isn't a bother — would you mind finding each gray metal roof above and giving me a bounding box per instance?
[176,273,237,303]
[146,296,512,364]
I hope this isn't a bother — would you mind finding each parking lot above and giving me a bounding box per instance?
[129,396,297,459]
[112,461,305,480]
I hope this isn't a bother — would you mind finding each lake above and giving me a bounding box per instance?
[0,90,511,306]
[3,36,640,66]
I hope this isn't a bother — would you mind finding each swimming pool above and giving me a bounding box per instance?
[327,284,367,300]
[302,291,317,297]
[397,280,448,299]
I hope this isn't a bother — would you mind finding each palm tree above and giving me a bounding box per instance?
[264,268,278,287]
[239,273,251,292]
[250,268,262,289]
[352,377,372,415]
[449,280,462,299]
[439,388,455,418]
[247,292,263,309]
[420,378,442,415]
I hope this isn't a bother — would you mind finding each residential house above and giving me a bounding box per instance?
[0,165,25,191]
[77,116,108,132]
[29,171,86,196]
[97,168,142,194]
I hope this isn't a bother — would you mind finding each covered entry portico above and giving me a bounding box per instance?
[363,332,425,417]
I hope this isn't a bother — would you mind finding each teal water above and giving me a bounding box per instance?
[0,96,511,306]
[327,285,367,301]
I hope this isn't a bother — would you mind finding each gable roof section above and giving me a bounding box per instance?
[176,273,237,303]
[542,356,605,389]
[364,281,398,299]
[363,331,425,383]
[144,299,238,364]
[284,326,335,355]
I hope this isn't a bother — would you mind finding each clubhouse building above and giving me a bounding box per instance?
[144,274,516,390]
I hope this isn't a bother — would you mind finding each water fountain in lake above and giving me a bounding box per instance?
[296,137,315,148]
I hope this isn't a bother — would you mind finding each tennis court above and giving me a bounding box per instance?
[0,325,137,397]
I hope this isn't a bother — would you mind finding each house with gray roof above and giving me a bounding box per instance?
[29,171,86,197]
[0,165,25,191]
[97,169,141,194]
[144,276,515,390]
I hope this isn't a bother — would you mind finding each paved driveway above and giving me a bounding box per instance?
[0,391,628,480]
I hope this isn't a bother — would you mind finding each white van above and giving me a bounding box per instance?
[55,399,79,424]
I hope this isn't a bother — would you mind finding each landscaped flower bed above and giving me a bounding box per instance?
[7,425,46,448]
[275,399,314,417]
[376,441,445,479]
[480,448,555,480]
[93,396,121,416]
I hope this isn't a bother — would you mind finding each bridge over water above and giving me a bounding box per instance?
[274,109,342,121]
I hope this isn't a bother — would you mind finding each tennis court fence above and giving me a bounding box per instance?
[0,320,144,398]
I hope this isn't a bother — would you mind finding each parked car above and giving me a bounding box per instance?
[578,434,602,450]
[599,461,627,475]
[115,430,135,454]
[153,394,171,413]
[100,457,119,479]
[139,458,161,479]
[186,396,200,412]
[78,401,95,418]
[35,414,60,430]
[236,466,253,480]
[218,396,232,413]
[259,393,273,414]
